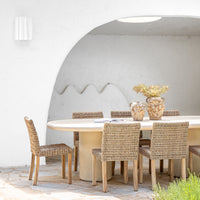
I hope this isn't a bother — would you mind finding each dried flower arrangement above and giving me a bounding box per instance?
[133,84,168,98]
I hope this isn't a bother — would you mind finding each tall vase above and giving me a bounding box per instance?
[146,97,165,120]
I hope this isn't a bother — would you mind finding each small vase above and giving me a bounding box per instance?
[146,97,165,120]
[131,101,146,121]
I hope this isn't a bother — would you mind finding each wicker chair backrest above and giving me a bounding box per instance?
[72,112,103,119]
[163,110,180,116]
[111,111,132,118]
[150,122,189,160]
[24,117,40,156]
[101,123,140,161]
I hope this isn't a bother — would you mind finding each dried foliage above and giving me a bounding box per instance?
[133,84,168,98]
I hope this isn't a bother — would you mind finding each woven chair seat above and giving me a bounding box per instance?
[189,145,200,156]
[39,144,72,157]
[139,147,151,158]
[92,148,102,160]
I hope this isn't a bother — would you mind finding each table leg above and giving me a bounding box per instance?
[79,131,112,181]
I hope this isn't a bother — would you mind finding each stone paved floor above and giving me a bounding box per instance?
[0,159,170,200]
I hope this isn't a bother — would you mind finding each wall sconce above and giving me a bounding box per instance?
[15,16,32,40]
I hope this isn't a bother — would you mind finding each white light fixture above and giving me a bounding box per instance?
[15,16,32,40]
[118,16,162,23]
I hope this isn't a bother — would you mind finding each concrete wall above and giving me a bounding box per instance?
[47,34,200,147]
[1,0,200,166]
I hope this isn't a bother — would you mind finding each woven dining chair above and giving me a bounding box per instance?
[92,123,141,192]
[110,111,151,175]
[139,122,189,190]
[161,110,180,174]
[72,112,104,171]
[24,117,73,185]
[189,145,200,173]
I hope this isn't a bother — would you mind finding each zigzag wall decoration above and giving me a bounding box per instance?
[56,82,129,104]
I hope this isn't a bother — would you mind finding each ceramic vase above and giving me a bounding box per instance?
[131,101,146,121]
[146,97,165,120]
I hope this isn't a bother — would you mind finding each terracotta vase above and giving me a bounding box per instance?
[131,101,146,121]
[146,97,165,120]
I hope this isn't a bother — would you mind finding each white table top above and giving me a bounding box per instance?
[47,115,200,132]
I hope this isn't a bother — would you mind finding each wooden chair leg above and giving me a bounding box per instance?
[149,142,151,174]
[149,159,151,174]
[29,153,35,180]
[160,160,164,173]
[181,158,186,180]
[102,161,107,193]
[168,159,171,176]
[139,153,143,184]
[133,160,138,191]
[92,154,96,186]
[138,148,141,169]
[74,146,78,171]
[112,161,115,176]
[33,156,40,186]
[151,159,156,190]
[170,159,174,182]
[62,154,65,178]
[189,151,193,173]
[120,161,124,175]
[68,152,72,184]
[124,161,128,184]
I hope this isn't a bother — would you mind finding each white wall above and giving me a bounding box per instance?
[1,0,200,166]
[47,34,200,147]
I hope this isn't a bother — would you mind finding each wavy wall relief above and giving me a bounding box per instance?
[46,83,130,149]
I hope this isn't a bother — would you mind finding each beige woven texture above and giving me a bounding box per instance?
[111,110,180,118]
[24,117,72,157]
[111,111,132,118]
[24,117,40,156]
[72,112,104,119]
[100,123,141,161]
[163,110,180,116]
[149,122,189,160]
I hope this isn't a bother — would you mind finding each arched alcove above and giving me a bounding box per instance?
[46,16,200,160]
[2,0,200,167]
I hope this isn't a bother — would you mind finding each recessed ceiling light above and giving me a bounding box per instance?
[118,17,162,23]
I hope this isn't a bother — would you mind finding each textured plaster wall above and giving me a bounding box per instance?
[1,0,200,166]
[47,34,200,147]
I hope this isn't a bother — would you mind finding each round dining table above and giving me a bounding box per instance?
[47,115,200,181]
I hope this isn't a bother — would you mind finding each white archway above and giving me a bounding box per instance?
[1,0,200,166]
[47,15,200,151]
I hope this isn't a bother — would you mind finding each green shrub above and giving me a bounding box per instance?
[154,173,200,200]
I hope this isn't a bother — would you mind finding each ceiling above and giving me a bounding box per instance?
[90,17,200,36]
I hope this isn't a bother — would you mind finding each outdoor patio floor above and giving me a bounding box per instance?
[0,158,171,200]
